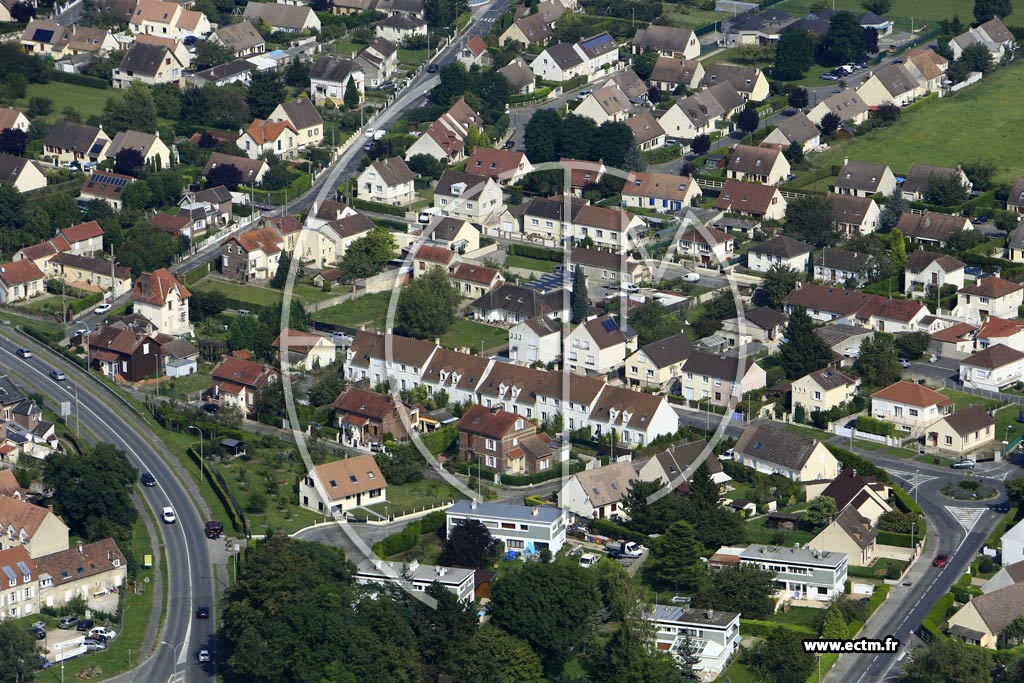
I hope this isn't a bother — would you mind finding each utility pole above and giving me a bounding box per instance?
[75,382,79,438]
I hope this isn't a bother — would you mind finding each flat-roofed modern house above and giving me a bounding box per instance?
[646,604,741,679]
[446,500,567,555]
[354,559,475,602]
[739,544,848,603]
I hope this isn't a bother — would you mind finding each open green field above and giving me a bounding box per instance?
[774,0,974,32]
[192,276,338,308]
[504,254,558,273]
[363,479,465,517]
[810,65,1024,182]
[439,319,507,353]
[940,389,1000,412]
[311,291,392,329]
[15,82,115,124]
[661,4,727,30]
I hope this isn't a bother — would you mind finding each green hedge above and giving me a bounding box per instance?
[500,460,585,486]
[244,172,312,206]
[890,485,923,516]
[740,618,816,638]
[509,87,552,105]
[184,262,213,287]
[372,509,446,557]
[856,415,896,437]
[420,424,457,455]
[823,444,890,483]
[921,592,955,641]
[51,70,109,89]
[351,197,406,216]
[590,517,648,544]
[187,446,248,536]
[508,243,563,262]
[642,145,684,165]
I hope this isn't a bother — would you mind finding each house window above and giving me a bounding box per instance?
[485,438,496,450]
[485,455,497,467]
[909,408,919,417]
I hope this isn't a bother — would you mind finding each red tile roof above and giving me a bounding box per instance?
[961,276,1024,298]
[414,244,455,265]
[131,268,190,305]
[931,322,977,343]
[871,381,952,408]
[61,221,104,243]
[0,259,44,287]
[332,387,395,421]
[450,262,501,285]
[962,343,1024,369]
[458,404,524,438]
[212,355,276,389]
[978,317,1024,340]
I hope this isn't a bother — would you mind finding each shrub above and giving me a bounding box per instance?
[856,415,895,436]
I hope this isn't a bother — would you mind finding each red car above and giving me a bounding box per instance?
[933,554,949,568]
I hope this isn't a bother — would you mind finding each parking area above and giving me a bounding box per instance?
[525,270,572,291]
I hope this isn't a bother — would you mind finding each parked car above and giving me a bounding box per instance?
[201,403,219,413]
[16,347,31,359]
[683,272,700,283]
[83,638,107,652]
[76,619,95,632]
[820,73,839,81]
[501,140,515,150]
[162,507,177,524]
[933,553,949,568]
[578,553,599,568]
[58,616,79,630]
[899,358,911,368]
[975,214,990,224]
[28,627,45,640]
[951,459,976,470]
[89,627,117,642]
[205,520,224,539]
[576,89,592,99]
[39,656,53,670]
[427,63,439,73]
[620,282,640,293]
[605,541,644,558]
[141,472,156,487]
[198,649,212,663]
[30,621,46,632]
[379,80,395,90]
[49,369,66,381]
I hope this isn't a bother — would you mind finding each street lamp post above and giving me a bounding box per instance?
[160,641,186,681]
[911,521,916,555]
[914,468,919,505]
[188,425,205,485]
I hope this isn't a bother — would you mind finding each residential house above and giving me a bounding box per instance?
[433,170,505,225]
[269,97,324,150]
[178,185,233,231]
[449,263,503,299]
[726,144,790,185]
[57,221,104,258]
[588,384,679,446]
[355,37,399,88]
[791,368,858,416]
[904,48,948,93]
[298,454,386,515]
[575,32,620,79]
[107,130,171,170]
[905,249,966,298]
[498,13,554,48]
[418,349,489,411]
[273,329,336,371]
[411,244,455,275]
[900,163,972,202]
[830,193,880,236]
[210,355,278,416]
[926,404,995,455]
[625,334,694,391]
[354,560,475,602]
[531,42,588,82]
[807,506,878,567]
[211,20,265,57]
[806,90,870,126]
[814,248,875,286]
[718,307,787,352]
[817,323,874,360]
[677,226,734,266]
[739,544,848,602]
[50,253,131,298]
[133,33,193,68]
[427,216,480,252]
[960,344,1024,392]
[458,404,556,475]
[631,25,699,59]
[236,118,300,159]
[509,317,561,365]
[573,204,645,252]
[0,108,30,133]
[570,246,650,284]
[221,227,284,282]
[1007,178,1024,214]
[566,314,638,376]
[856,63,925,107]
[464,147,534,185]
[783,283,928,332]
[712,180,787,220]
[343,330,438,390]
[374,14,427,42]
[243,1,320,32]
[499,58,536,94]
[78,170,134,210]
[638,440,729,492]
[956,277,1024,325]
[573,84,632,125]
[760,111,820,153]
[356,156,416,205]
[930,322,979,359]
[733,421,840,481]
[128,0,209,36]
[36,538,127,611]
[446,501,567,555]
[949,16,1015,60]
[646,604,741,679]
[700,63,770,101]
[896,211,973,248]
[404,98,482,163]
[20,21,118,57]
[376,0,425,16]
[470,283,567,324]
[832,159,897,198]
[0,495,69,558]
[0,155,46,193]
[0,260,44,304]
[810,466,892,525]
[981,561,1024,594]
[608,68,650,103]
[309,56,364,105]
[131,268,191,336]
[746,235,812,274]
[647,56,704,92]
[0,547,37,618]
[947,582,1024,649]
[621,171,702,214]
[202,152,269,185]
[457,34,490,68]
[623,110,666,151]
[676,350,767,407]
[87,323,162,381]
[657,90,725,141]
[112,41,185,89]
[42,120,110,165]
[558,461,638,520]
[870,381,952,435]
[976,317,1024,352]
[722,7,796,45]
[192,58,255,87]
[333,387,416,448]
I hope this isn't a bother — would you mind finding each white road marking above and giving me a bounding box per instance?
[945,506,987,534]
[887,469,939,490]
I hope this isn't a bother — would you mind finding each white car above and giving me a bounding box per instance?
[364,128,376,138]
[162,507,176,524]
[578,553,599,568]
[683,272,701,283]
[899,358,911,368]
[89,627,117,641]
[620,282,640,293]
[94,303,112,315]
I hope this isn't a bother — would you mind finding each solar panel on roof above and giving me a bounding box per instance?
[16,561,31,576]
[2,565,16,581]
[33,28,55,42]
[601,318,618,332]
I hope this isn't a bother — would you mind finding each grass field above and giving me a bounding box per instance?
[774,0,975,32]
[440,319,508,353]
[192,277,338,308]
[662,4,727,30]
[16,82,115,124]
[363,479,465,517]
[940,389,1000,412]
[312,291,392,329]
[810,65,1024,182]
[504,254,558,273]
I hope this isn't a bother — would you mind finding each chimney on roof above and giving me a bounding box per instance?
[844,157,848,166]
[77,541,83,553]
[532,506,539,516]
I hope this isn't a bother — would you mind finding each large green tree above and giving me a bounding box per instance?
[654,520,707,590]
[103,81,157,133]
[924,173,970,206]
[0,619,37,683]
[442,519,500,568]
[571,265,588,323]
[818,11,865,65]
[805,494,838,528]
[889,228,907,273]
[773,28,815,80]
[760,263,801,309]
[396,266,460,339]
[489,561,601,676]
[693,564,777,620]
[785,194,839,247]
[630,300,684,347]
[853,333,902,388]
[779,307,833,379]
[524,108,560,163]
[43,443,138,542]
[247,69,286,119]
[748,627,816,683]
[339,227,397,281]
[897,637,995,683]
[974,0,1012,24]
[879,189,906,231]
[449,626,545,683]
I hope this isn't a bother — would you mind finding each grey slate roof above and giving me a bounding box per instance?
[310,55,359,84]
[214,20,264,53]
[734,421,820,471]
[44,120,103,154]
[834,160,891,194]
[638,333,692,368]
[815,248,873,273]
[368,157,415,186]
[546,42,585,69]
[118,42,171,76]
[752,235,812,258]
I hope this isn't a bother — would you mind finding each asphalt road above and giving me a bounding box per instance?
[0,327,216,683]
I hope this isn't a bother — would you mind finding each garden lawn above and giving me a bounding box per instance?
[940,389,1000,412]
[504,254,557,273]
[994,404,1023,449]
[362,479,465,517]
[661,5,728,30]
[398,48,428,66]
[439,319,507,353]
[16,82,114,123]
[721,659,760,683]
[775,0,975,32]
[311,291,392,329]
[190,278,339,308]
[810,65,1024,182]
[767,606,821,630]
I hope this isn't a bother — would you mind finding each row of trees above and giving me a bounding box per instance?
[524,110,644,169]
